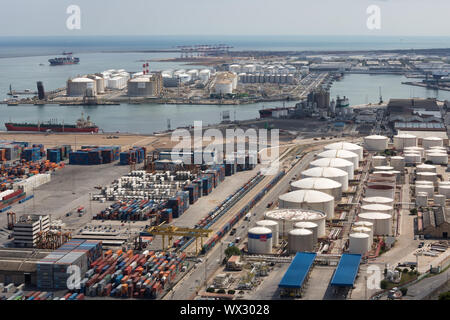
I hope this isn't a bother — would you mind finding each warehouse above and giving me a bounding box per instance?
[278,252,316,297]
[418,206,450,239]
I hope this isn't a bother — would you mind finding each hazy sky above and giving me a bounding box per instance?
[1,0,449,36]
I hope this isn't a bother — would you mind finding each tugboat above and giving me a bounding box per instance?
[5,113,99,133]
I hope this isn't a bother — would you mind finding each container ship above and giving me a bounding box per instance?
[48,56,80,66]
[5,114,99,133]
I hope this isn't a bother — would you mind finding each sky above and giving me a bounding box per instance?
[0,0,449,37]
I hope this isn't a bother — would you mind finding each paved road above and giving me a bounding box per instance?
[403,269,450,300]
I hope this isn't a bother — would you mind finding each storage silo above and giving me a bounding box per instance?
[290,177,342,201]
[264,209,327,237]
[394,134,417,150]
[309,158,354,180]
[416,192,428,207]
[361,203,393,215]
[390,156,405,171]
[364,135,389,151]
[365,184,395,199]
[278,190,334,220]
[416,172,438,183]
[324,142,363,161]
[248,227,272,254]
[404,153,421,164]
[415,184,434,197]
[288,229,314,253]
[416,164,437,173]
[300,167,349,191]
[358,212,392,236]
[372,156,387,167]
[294,222,319,243]
[425,152,448,165]
[349,233,370,254]
[362,196,394,206]
[317,149,359,169]
[423,137,444,149]
[256,220,279,245]
[434,194,446,206]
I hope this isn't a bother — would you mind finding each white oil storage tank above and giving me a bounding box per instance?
[415,184,434,197]
[278,190,335,220]
[416,172,438,183]
[364,135,389,151]
[317,149,359,169]
[373,165,394,172]
[365,184,395,199]
[349,233,370,254]
[404,146,424,158]
[438,182,450,198]
[300,167,349,191]
[404,153,421,164]
[434,194,446,206]
[248,227,272,254]
[416,192,428,207]
[309,158,354,180]
[256,220,279,245]
[372,156,387,167]
[416,164,437,173]
[394,134,417,150]
[324,142,363,161]
[290,177,342,201]
[358,212,392,235]
[288,229,314,253]
[264,209,327,237]
[362,196,394,206]
[390,156,405,171]
[425,152,448,165]
[361,203,393,215]
[294,221,319,243]
[352,226,373,246]
[423,137,444,148]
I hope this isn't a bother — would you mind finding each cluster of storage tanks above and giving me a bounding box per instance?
[238,73,295,85]
[161,69,213,86]
[229,63,297,75]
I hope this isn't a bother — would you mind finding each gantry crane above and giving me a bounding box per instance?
[146,223,213,254]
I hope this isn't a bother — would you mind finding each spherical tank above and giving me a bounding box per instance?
[349,233,370,254]
[278,190,335,220]
[364,135,389,152]
[309,157,354,180]
[256,220,279,245]
[300,167,348,191]
[248,227,273,254]
[290,177,342,201]
[288,229,314,253]
[264,209,326,237]
[358,212,392,236]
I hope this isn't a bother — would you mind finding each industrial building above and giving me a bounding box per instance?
[13,215,50,248]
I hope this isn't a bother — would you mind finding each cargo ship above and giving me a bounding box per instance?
[48,56,80,66]
[5,114,99,133]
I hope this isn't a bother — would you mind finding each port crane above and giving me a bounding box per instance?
[146,223,213,254]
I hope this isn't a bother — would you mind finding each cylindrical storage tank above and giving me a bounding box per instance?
[390,156,405,171]
[434,194,446,206]
[300,167,348,191]
[416,172,438,183]
[416,164,437,173]
[416,180,434,185]
[278,190,334,220]
[352,226,373,247]
[394,134,417,150]
[310,158,354,180]
[426,152,448,165]
[428,146,447,153]
[365,184,395,199]
[415,184,434,197]
[404,153,421,164]
[95,76,105,94]
[373,166,394,172]
[288,229,314,253]
[264,209,327,237]
[362,196,394,206]
[317,149,359,169]
[294,222,318,243]
[423,137,444,148]
[324,142,363,161]
[372,156,387,167]
[404,147,425,158]
[290,177,342,201]
[416,192,428,207]
[358,212,392,236]
[364,135,389,151]
[438,183,450,198]
[248,227,272,254]
[361,203,393,215]
[256,220,279,245]
[67,77,97,97]
[349,233,370,254]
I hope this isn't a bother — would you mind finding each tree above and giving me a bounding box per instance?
[217,289,226,294]
[400,287,408,296]
[439,291,450,300]
[409,208,418,215]
[206,287,215,293]
[227,290,235,295]
[225,245,241,258]
[380,280,389,290]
